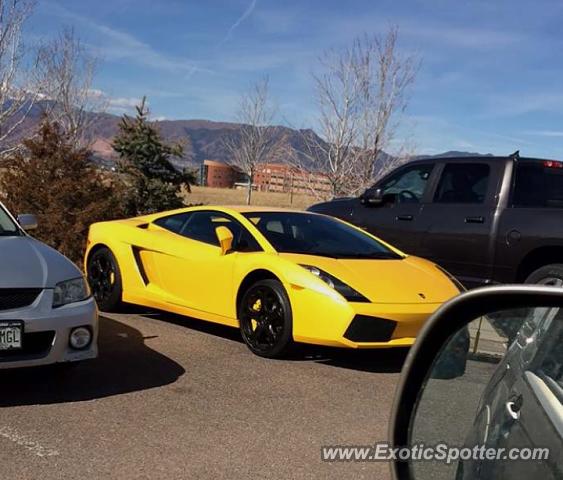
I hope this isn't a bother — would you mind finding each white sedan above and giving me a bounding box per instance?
[0,202,98,369]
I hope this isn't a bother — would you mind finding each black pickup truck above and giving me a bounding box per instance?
[308,155,563,288]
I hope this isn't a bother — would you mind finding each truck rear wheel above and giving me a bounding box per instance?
[525,264,563,286]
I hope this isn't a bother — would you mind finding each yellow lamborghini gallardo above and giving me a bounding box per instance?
[85,206,461,357]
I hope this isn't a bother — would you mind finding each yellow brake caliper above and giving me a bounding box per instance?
[251,299,262,331]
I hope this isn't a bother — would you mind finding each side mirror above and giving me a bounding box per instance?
[17,214,38,231]
[360,188,384,207]
[390,285,563,480]
[215,226,234,255]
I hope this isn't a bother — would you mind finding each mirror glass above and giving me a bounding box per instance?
[410,306,562,479]
[17,214,38,231]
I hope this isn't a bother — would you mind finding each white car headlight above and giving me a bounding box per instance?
[53,277,91,308]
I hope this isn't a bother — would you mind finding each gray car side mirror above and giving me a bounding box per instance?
[389,285,563,480]
[17,214,38,231]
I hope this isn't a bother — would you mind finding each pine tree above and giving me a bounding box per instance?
[113,97,193,214]
[0,121,125,265]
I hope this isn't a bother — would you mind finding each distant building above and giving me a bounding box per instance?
[199,160,246,188]
[199,160,331,196]
[254,163,331,195]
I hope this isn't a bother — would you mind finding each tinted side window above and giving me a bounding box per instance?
[434,163,490,204]
[154,213,192,234]
[378,164,434,203]
[181,211,261,251]
[513,162,563,208]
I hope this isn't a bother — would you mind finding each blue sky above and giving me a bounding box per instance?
[28,0,563,158]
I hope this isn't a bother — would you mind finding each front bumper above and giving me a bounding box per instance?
[288,284,444,349]
[0,289,98,369]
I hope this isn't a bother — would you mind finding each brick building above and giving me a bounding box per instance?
[254,163,331,195]
[199,160,331,196]
[199,160,245,188]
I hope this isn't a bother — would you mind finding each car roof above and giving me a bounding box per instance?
[219,205,307,214]
[141,205,312,220]
[408,155,563,165]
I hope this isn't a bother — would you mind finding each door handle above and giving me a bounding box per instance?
[396,215,413,221]
[465,216,485,224]
[506,394,523,420]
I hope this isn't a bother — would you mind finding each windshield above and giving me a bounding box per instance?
[0,204,20,236]
[244,212,401,259]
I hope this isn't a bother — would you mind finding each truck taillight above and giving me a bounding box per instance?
[543,160,563,169]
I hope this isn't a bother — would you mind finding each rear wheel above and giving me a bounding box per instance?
[525,264,563,286]
[87,247,123,312]
[238,279,293,358]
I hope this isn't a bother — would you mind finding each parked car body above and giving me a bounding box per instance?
[458,304,563,479]
[0,202,98,369]
[309,155,563,288]
[85,206,460,357]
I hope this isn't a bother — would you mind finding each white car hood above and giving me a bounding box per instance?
[0,236,81,289]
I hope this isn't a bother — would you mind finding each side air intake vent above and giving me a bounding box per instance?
[131,247,150,285]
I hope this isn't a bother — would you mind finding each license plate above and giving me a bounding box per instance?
[0,321,22,350]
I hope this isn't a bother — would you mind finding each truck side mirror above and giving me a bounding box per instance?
[360,188,384,207]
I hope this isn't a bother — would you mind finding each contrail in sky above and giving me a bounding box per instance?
[220,0,257,45]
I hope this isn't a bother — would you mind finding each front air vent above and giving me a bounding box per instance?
[0,289,42,311]
[344,315,397,342]
[0,331,55,361]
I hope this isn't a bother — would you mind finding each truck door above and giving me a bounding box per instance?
[351,162,436,255]
[419,161,502,287]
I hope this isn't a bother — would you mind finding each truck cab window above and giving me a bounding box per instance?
[434,163,490,204]
[378,164,434,203]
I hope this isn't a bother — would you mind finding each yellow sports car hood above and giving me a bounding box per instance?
[279,253,459,304]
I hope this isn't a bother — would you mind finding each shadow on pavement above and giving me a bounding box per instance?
[146,309,409,374]
[0,316,185,407]
[305,346,409,373]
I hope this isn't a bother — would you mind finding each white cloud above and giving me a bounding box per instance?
[108,97,142,109]
[483,92,563,117]
[46,1,206,74]
[524,130,563,138]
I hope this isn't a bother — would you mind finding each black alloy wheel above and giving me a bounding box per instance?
[87,247,123,312]
[239,279,293,358]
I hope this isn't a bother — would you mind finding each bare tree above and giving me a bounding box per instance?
[0,0,39,156]
[224,77,276,205]
[297,27,418,199]
[36,27,105,146]
[350,28,418,193]
[292,46,361,200]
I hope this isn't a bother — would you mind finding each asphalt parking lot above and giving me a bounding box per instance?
[0,309,408,479]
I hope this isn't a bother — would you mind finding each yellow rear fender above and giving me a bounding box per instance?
[85,221,153,297]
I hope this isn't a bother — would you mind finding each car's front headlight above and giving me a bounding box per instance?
[300,265,370,302]
[53,277,91,308]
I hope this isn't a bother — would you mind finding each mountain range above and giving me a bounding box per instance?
[10,104,490,170]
